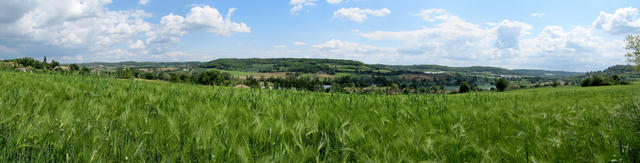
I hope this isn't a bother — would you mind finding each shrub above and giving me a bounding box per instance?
[591,75,604,86]
[80,67,91,75]
[142,72,155,80]
[197,70,230,86]
[459,82,471,93]
[495,78,509,92]
[581,78,592,87]
[69,64,80,71]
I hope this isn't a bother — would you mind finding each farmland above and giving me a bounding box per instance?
[1,71,639,162]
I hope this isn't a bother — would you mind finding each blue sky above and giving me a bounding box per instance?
[1,0,640,71]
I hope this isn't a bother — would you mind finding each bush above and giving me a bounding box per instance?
[69,64,80,71]
[197,70,230,86]
[142,72,155,80]
[581,78,592,87]
[245,76,260,88]
[459,82,471,93]
[495,78,509,92]
[81,67,91,75]
[591,75,604,86]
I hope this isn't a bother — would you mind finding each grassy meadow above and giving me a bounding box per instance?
[1,71,640,162]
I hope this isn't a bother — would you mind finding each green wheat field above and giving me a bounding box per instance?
[1,71,640,162]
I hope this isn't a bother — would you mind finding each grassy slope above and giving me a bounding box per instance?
[1,71,639,162]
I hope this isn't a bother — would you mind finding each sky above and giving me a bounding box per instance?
[1,0,640,71]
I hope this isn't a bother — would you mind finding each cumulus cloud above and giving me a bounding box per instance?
[491,20,532,49]
[139,0,149,5]
[593,7,640,35]
[129,40,146,49]
[333,8,391,22]
[145,5,250,53]
[530,13,544,18]
[326,0,342,4]
[415,9,463,22]
[183,7,250,35]
[355,9,624,71]
[292,41,308,46]
[312,39,398,63]
[0,1,250,62]
[290,0,316,14]
[0,0,152,50]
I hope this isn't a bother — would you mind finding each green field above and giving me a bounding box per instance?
[1,71,640,162]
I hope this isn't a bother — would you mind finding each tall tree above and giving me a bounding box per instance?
[495,78,509,92]
[625,35,640,73]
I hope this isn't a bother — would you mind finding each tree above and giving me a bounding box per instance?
[626,35,640,73]
[610,74,621,85]
[142,72,155,80]
[69,64,80,71]
[495,78,509,92]
[50,60,60,69]
[197,70,228,86]
[245,76,260,88]
[43,56,47,64]
[591,75,604,86]
[459,82,471,93]
[80,67,91,75]
[581,78,592,87]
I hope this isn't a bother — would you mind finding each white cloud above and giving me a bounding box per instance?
[129,40,146,49]
[312,39,398,63]
[530,13,544,18]
[145,13,186,45]
[333,8,391,22]
[184,6,251,36]
[290,0,316,15]
[593,7,640,35]
[138,0,149,5]
[355,9,625,71]
[274,45,287,48]
[0,1,250,62]
[415,9,463,22]
[313,39,395,53]
[145,5,250,51]
[361,9,488,45]
[1,0,152,50]
[491,20,532,49]
[292,41,308,46]
[326,0,342,4]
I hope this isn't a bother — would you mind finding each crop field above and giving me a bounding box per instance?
[1,71,640,162]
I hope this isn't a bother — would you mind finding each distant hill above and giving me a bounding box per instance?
[201,58,582,78]
[582,65,640,81]
[72,58,591,86]
[601,65,636,75]
[79,61,202,69]
[201,58,367,73]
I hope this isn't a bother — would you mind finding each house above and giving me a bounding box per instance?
[323,85,332,89]
[234,84,250,88]
[54,66,70,71]
[424,71,445,74]
[15,67,29,72]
